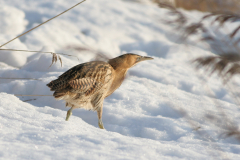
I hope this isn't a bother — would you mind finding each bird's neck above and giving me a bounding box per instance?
[114,67,128,83]
[109,59,129,87]
[106,67,128,97]
[106,58,130,97]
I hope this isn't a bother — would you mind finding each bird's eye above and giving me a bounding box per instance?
[136,56,142,62]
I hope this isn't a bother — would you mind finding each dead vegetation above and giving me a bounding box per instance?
[160,3,240,83]
[192,55,240,84]
[159,2,240,154]
[0,0,87,69]
[0,1,89,99]
[0,48,80,68]
[154,0,240,13]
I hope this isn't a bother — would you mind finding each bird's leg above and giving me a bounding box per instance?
[97,106,104,129]
[98,118,104,129]
[66,107,73,121]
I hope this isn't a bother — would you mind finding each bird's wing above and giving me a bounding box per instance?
[68,78,95,90]
[68,77,103,96]
[47,61,113,97]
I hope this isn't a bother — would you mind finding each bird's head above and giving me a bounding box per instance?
[108,53,153,70]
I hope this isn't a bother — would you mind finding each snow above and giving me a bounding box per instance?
[0,0,240,159]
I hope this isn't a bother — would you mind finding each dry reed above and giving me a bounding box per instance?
[159,3,240,158]
[154,0,240,13]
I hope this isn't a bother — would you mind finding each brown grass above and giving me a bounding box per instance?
[155,0,240,13]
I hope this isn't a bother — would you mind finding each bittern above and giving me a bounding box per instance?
[47,53,153,129]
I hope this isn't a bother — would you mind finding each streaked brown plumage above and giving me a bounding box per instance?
[47,53,153,129]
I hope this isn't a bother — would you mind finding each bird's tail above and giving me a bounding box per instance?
[47,79,70,99]
[47,79,67,91]
[53,90,67,99]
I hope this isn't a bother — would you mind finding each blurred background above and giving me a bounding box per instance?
[149,0,240,13]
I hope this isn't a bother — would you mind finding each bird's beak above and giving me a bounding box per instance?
[137,56,154,62]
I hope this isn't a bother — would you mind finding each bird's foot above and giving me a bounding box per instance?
[66,109,72,121]
[98,118,105,129]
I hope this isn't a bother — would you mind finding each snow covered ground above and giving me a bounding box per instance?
[0,0,240,159]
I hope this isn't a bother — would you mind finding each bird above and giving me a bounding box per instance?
[47,53,153,129]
